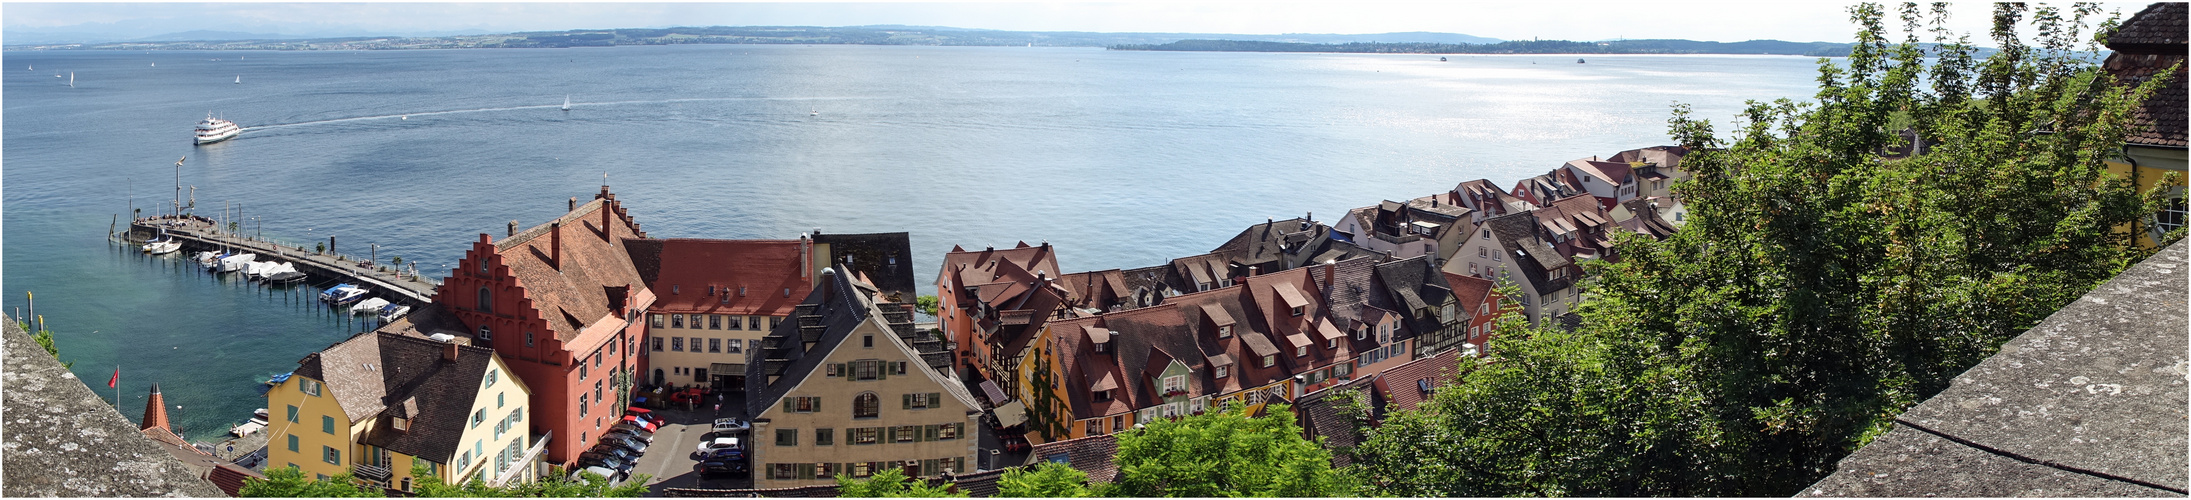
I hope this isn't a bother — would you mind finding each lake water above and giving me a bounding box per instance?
[3,44,1825,440]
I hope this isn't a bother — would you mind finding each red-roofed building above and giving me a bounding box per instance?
[1443,272,1504,356]
[935,242,1066,386]
[1558,157,1640,210]
[1374,347,1464,412]
[437,186,656,466]
[627,238,818,391]
[2099,2,2188,248]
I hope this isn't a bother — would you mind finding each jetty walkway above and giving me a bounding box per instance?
[126,216,437,307]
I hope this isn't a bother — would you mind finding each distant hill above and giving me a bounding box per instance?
[135,30,303,42]
[3,24,1504,51]
[1111,38,1861,56]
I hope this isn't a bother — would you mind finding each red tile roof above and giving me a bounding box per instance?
[2103,3,2188,148]
[646,239,812,317]
[140,383,170,433]
[1444,272,1496,320]
[1376,347,1463,412]
[1027,433,1121,483]
[480,196,650,342]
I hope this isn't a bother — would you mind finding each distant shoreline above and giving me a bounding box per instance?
[4,25,1874,56]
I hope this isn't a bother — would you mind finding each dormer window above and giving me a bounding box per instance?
[1092,390,1111,402]
[1261,355,1275,368]
[1214,365,1230,378]
[1218,325,1232,338]
[392,417,409,431]
[1296,345,1308,357]
[1093,341,1108,354]
[1291,306,1304,317]
[478,326,492,341]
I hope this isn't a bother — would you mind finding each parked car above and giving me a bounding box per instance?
[619,415,658,432]
[609,422,655,438]
[711,417,750,434]
[623,407,654,418]
[601,435,649,454]
[699,457,748,478]
[606,428,653,444]
[668,388,708,404]
[578,454,634,473]
[587,444,639,461]
[694,436,742,456]
[700,447,745,462]
[569,466,625,485]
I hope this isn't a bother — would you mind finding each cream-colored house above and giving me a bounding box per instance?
[744,266,982,488]
[266,331,547,493]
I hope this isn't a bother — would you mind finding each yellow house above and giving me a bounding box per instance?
[266,331,548,493]
[2099,2,2187,249]
[744,267,983,488]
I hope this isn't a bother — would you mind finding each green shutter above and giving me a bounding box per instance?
[955,422,965,438]
[784,399,795,412]
[877,363,887,380]
[835,363,847,378]
[886,427,896,442]
[813,398,821,412]
[929,393,941,408]
[902,394,913,409]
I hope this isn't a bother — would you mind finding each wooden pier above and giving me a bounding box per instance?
[126,217,437,307]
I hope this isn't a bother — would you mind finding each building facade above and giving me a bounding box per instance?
[437,187,654,466]
[266,332,544,493]
[746,266,983,488]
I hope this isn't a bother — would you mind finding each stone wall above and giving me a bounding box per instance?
[2,315,223,497]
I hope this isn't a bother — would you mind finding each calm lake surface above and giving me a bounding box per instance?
[3,44,1824,440]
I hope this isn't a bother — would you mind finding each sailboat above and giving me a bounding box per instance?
[562,95,571,110]
[234,75,241,84]
[68,72,74,88]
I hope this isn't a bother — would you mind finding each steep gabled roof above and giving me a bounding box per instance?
[2102,2,2188,148]
[1374,256,1453,341]
[1294,375,1381,467]
[364,334,497,462]
[747,266,976,419]
[1564,158,1636,186]
[1376,347,1464,412]
[1026,433,1122,483]
[485,196,649,342]
[1484,212,1574,294]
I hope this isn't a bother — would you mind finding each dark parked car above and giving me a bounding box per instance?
[601,435,649,454]
[579,454,634,473]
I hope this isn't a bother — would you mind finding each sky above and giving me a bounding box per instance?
[1,1,2158,44]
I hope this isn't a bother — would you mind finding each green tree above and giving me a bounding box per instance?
[239,466,384,497]
[1110,402,1351,497]
[997,461,1098,497]
[405,463,651,497]
[1350,2,2177,496]
[834,468,958,497]
[915,295,941,317]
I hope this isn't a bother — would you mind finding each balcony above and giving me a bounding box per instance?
[352,463,393,482]
[489,431,552,488]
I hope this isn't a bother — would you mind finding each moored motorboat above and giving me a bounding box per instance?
[263,271,308,285]
[218,253,256,273]
[377,303,411,323]
[349,297,390,315]
[320,283,364,303]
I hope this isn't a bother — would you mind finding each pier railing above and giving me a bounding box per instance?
[125,216,438,306]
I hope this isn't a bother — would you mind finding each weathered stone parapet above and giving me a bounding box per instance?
[2,315,224,497]
[1802,239,2189,497]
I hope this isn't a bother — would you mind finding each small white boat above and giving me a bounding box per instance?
[234,75,241,84]
[562,95,571,110]
[68,72,74,88]
[200,251,231,269]
[142,229,182,254]
[377,303,411,322]
[218,253,257,273]
[349,297,390,315]
[242,261,271,278]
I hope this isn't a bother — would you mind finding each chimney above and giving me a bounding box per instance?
[550,221,562,270]
[508,220,519,237]
[800,234,812,282]
[570,197,578,212]
[1324,260,1336,285]
[818,267,837,301]
[443,341,460,362]
[602,197,614,241]
[1248,265,1259,277]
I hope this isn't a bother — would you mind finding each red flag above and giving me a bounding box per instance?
[107,368,119,388]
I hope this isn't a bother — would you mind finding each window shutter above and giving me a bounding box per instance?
[784,399,794,412]
[886,427,897,442]
[903,394,913,409]
[928,393,941,408]
[955,422,965,437]
[813,398,821,412]
[836,363,847,378]
[877,363,887,380]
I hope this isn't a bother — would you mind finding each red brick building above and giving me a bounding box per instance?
[623,238,815,391]
[437,187,655,466]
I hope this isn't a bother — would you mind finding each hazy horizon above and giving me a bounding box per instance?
[3,1,2157,46]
